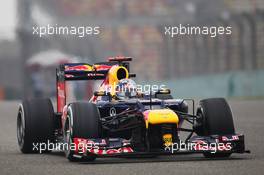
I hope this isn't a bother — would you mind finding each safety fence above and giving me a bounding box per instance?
[139,70,264,98]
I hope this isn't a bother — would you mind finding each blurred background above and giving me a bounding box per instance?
[0,0,264,100]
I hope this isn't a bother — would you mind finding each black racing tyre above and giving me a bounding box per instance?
[64,102,101,162]
[195,98,235,158]
[17,98,55,153]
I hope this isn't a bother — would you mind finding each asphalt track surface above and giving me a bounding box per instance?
[0,100,264,175]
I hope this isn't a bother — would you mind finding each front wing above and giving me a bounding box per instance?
[70,134,249,159]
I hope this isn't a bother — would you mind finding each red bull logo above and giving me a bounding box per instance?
[65,65,92,71]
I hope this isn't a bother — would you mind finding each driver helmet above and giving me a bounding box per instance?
[115,79,137,100]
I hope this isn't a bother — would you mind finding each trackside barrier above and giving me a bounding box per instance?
[139,70,264,98]
[0,87,4,100]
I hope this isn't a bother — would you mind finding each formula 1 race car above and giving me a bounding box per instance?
[17,57,249,161]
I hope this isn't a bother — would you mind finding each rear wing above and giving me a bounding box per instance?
[57,57,135,81]
[56,57,135,112]
[58,63,108,81]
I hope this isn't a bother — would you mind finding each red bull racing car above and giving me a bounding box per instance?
[17,57,249,161]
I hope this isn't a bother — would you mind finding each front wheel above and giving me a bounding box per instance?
[194,98,235,158]
[64,102,101,162]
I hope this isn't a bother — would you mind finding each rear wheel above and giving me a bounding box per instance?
[64,102,101,162]
[17,98,55,153]
[194,98,235,158]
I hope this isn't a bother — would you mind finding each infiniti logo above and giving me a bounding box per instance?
[109,107,116,116]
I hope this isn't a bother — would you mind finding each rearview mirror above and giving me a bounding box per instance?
[94,91,111,96]
[155,88,171,95]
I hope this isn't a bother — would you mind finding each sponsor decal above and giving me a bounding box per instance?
[87,73,105,77]
[65,65,92,71]
[73,138,133,155]
[163,134,173,147]
[86,147,133,155]
[109,107,116,116]
[93,65,112,71]
[221,135,239,141]
[65,74,74,78]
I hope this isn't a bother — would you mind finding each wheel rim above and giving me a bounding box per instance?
[64,119,72,157]
[17,107,25,148]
